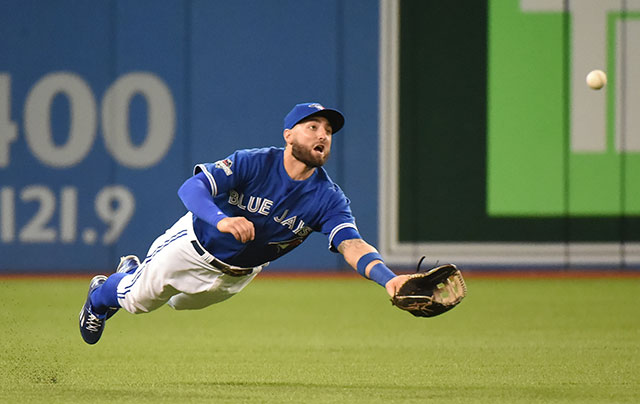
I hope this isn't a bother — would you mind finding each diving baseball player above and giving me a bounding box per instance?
[79,102,413,344]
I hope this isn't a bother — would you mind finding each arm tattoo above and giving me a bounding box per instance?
[337,238,366,254]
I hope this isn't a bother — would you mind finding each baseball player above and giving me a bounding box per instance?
[79,102,412,345]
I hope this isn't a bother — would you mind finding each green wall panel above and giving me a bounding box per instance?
[397,0,639,244]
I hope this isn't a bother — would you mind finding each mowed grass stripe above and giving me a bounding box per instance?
[0,277,638,403]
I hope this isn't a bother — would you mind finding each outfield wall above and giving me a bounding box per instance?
[0,0,638,272]
[380,0,640,270]
[0,0,380,272]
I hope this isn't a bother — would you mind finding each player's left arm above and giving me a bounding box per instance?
[337,238,410,297]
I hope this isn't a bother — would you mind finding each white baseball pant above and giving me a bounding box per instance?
[117,212,263,314]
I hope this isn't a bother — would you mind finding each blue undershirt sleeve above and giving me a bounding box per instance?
[178,172,228,227]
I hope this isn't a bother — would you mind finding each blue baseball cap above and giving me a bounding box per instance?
[284,102,345,134]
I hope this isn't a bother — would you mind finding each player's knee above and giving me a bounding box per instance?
[167,291,233,310]
[119,298,160,315]
[123,304,151,315]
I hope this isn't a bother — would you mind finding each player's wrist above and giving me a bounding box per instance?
[368,262,396,287]
[356,252,396,287]
[207,210,228,228]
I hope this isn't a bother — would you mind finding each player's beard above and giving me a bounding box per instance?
[291,141,330,168]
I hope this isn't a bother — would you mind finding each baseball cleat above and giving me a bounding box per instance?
[79,275,108,345]
[116,255,140,274]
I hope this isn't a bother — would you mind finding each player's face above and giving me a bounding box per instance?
[289,116,333,167]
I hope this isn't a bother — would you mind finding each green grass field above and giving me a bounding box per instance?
[1,275,638,403]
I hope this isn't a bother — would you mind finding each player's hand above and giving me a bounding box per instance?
[217,217,255,243]
[384,274,411,297]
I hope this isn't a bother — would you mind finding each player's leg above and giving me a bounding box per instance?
[167,268,262,310]
[92,256,141,317]
[79,212,257,344]
[78,214,190,344]
[116,212,234,314]
[78,255,141,344]
[116,216,194,314]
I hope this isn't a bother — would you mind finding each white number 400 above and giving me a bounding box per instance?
[0,72,175,169]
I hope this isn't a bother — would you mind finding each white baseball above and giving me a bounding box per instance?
[586,70,607,90]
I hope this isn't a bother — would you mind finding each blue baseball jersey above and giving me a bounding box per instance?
[191,147,359,267]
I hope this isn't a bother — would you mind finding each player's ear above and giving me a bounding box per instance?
[283,129,292,145]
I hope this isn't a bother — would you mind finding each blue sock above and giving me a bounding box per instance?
[90,273,126,315]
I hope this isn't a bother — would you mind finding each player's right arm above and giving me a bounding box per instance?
[178,172,255,243]
[318,185,403,295]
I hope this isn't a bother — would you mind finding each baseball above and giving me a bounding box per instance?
[586,69,607,90]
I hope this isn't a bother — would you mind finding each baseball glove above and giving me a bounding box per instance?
[391,257,467,317]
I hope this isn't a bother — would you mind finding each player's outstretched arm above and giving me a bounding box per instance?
[337,238,408,297]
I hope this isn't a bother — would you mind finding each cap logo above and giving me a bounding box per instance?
[308,103,324,110]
